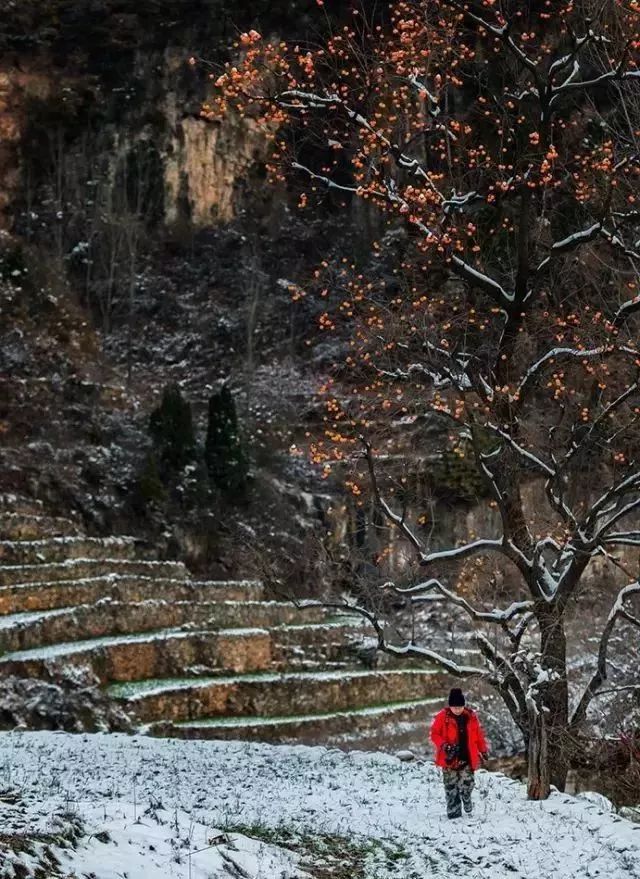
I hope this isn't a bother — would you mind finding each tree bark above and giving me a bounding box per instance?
[527,609,571,798]
[527,701,550,799]
[527,706,571,798]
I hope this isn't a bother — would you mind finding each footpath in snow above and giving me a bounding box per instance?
[0,730,638,878]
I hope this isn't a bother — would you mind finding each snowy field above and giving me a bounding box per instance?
[0,731,638,879]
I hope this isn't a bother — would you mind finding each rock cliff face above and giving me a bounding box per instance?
[0,54,267,238]
[0,0,349,237]
[164,106,268,227]
[0,66,51,230]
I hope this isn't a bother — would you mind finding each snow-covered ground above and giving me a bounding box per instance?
[0,730,638,879]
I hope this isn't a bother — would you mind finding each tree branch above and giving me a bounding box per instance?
[360,435,426,557]
[570,582,640,729]
[307,598,488,677]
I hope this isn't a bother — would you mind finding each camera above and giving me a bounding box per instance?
[444,744,459,764]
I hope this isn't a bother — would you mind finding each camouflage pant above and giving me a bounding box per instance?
[442,766,475,818]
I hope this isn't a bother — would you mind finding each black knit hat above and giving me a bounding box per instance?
[448,688,465,706]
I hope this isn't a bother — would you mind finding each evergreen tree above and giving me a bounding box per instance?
[205,384,249,496]
[136,449,166,506]
[148,383,195,474]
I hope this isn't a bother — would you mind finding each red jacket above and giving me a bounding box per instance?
[430,707,489,771]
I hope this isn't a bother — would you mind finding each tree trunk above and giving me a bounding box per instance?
[527,609,570,799]
[527,702,550,799]
[527,706,570,799]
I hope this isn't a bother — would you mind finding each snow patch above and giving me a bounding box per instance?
[0,731,637,879]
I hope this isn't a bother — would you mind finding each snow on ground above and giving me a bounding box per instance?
[0,730,638,879]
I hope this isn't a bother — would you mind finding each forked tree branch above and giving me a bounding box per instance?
[570,582,640,729]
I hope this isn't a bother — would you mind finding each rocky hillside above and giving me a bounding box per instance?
[0,0,493,588]
[0,1,375,590]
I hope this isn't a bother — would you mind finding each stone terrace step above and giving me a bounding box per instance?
[0,536,139,565]
[0,627,274,681]
[0,514,83,541]
[149,696,442,751]
[108,668,450,724]
[0,618,368,682]
[0,600,328,653]
[270,619,370,670]
[0,574,259,615]
[0,494,46,516]
[0,559,188,590]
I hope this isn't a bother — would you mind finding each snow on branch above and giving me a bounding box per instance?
[548,25,610,84]
[536,223,602,273]
[513,610,535,644]
[419,342,495,400]
[536,208,640,276]
[442,190,483,215]
[614,294,640,329]
[600,225,640,262]
[305,597,487,677]
[485,422,555,478]
[450,254,514,309]
[289,163,441,247]
[279,89,446,202]
[550,61,640,106]
[570,581,640,729]
[275,88,434,197]
[403,76,463,150]
[595,495,640,541]
[392,577,447,597]
[442,0,541,81]
[419,538,507,567]
[378,640,488,677]
[290,162,361,196]
[375,362,454,390]
[603,531,640,547]
[397,575,535,646]
[361,424,530,578]
[524,660,560,712]
[516,345,614,401]
[406,75,441,116]
[587,471,640,532]
[375,345,488,401]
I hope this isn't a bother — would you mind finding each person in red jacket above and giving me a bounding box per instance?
[430,688,489,819]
